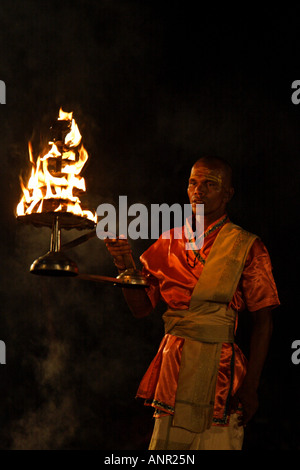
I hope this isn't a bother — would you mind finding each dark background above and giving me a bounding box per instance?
[0,1,299,450]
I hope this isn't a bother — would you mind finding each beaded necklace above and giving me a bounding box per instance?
[185,215,229,268]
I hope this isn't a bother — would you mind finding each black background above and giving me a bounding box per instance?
[0,1,299,450]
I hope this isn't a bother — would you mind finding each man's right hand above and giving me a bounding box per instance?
[104,237,133,271]
[104,237,153,318]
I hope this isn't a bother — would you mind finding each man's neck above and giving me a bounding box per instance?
[203,212,228,231]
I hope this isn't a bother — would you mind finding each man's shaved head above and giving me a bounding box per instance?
[192,156,233,189]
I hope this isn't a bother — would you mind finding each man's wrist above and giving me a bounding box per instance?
[114,260,127,271]
[241,375,260,392]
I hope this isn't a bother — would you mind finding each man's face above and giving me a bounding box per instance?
[187,161,233,217]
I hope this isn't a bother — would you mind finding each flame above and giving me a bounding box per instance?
[16,109,97,223]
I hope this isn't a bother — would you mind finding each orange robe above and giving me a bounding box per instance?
[137,215,280,426]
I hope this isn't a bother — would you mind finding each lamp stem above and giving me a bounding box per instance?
[50,215,61,252]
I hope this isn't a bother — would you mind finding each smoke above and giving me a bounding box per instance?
[9,340,78,450]
[0,214,158,450]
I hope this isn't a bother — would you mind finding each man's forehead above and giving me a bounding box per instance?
[189,164,223,184]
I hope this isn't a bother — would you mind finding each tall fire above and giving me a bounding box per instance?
[15,108,147,285]
[16,108,97,225]
[15,108,97,277]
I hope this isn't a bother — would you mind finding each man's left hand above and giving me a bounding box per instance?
[230,386,259,427]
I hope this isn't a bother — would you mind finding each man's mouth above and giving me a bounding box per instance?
[192,199,205,204]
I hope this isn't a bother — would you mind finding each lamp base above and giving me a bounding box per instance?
[116,268,149,287]
[30,251,78,277]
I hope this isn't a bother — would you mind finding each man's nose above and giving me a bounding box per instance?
[194,182,206,194]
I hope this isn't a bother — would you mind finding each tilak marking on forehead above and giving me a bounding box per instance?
[190,168,223,186]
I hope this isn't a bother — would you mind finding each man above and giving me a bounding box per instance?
[104,156,280,450]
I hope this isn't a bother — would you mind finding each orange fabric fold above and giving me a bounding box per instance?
[136,337,247,425]
[137,334,184,414]
[212,343,247,424]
